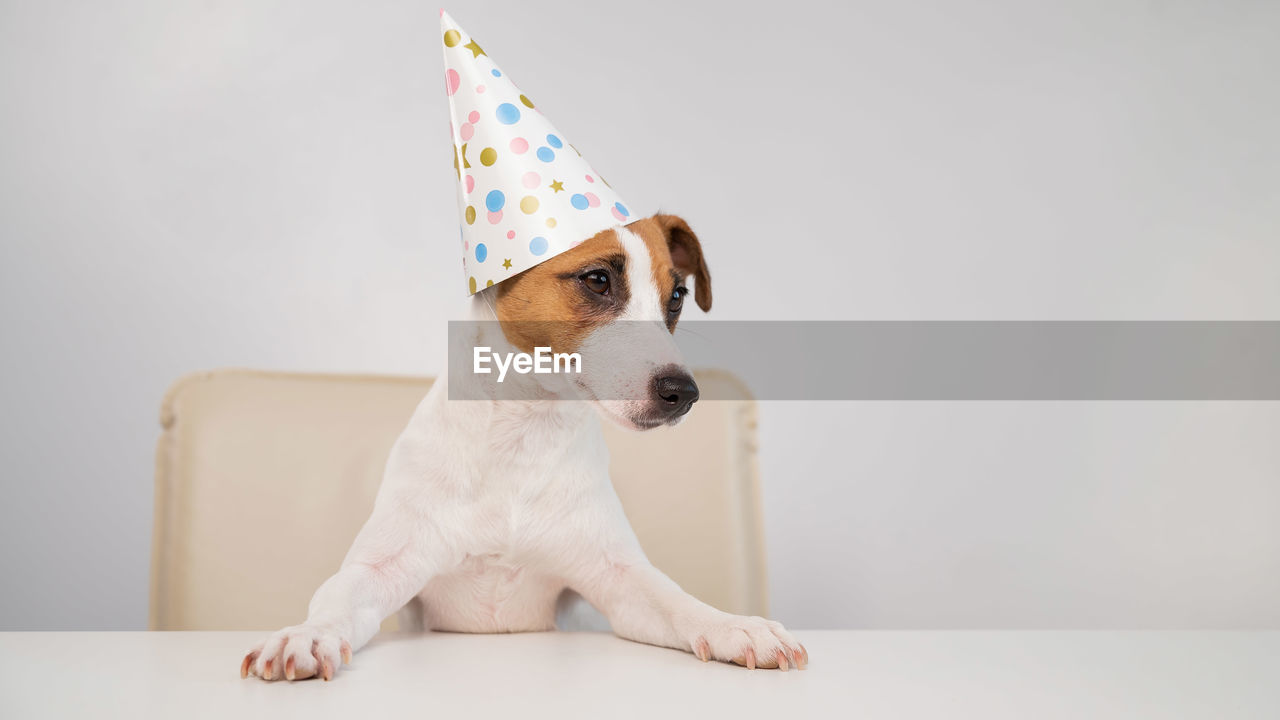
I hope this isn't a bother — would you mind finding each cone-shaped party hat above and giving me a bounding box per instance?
[440,10,635,295]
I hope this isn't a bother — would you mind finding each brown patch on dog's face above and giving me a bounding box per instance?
[493,228,630,353]
[492,214,711,351]
[622,214,712,331]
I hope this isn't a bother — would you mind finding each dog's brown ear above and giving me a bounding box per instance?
[654,214,712,312]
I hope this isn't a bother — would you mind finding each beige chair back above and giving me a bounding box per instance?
[150,369,766,630]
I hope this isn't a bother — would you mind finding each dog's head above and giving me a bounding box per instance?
[491,213,711,430]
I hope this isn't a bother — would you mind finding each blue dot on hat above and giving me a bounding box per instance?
[475,243,488,262]
[495,103,520,125]
[536,147,555,162]
[614,202,630,217]
[546,134,563,149]
[490,69,501,77]
[485,190,505,212]
[529,236,548,255]
[570,193,589,210]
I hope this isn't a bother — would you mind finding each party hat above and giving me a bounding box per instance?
[440,10,635,295]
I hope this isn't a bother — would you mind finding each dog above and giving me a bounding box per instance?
[240,214,806,681]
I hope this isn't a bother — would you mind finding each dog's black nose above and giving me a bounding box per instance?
[653,373,699,418]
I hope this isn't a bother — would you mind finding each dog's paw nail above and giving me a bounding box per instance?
[285,656,296,681]
[341,640,353,665]
[693,637,710,662]
[321,659,334,681]
[744,647,757,670]
[262,658,274,681]
[776,649,789,671]
[240,652,256,679]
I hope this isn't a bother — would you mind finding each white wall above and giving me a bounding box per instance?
[1,0,1277,630]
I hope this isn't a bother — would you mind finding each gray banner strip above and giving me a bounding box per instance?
[449,321,1280,400]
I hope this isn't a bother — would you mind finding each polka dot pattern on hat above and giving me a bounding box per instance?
[441,10,637,295]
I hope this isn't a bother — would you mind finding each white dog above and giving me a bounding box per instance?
[241,214,806,681]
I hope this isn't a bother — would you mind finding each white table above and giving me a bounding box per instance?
[0,631,1275,719]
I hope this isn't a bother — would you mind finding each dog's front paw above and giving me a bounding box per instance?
[686,614,807,670]
[240,624,352,682]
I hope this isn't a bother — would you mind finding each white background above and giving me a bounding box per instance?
[1,0,1277,630]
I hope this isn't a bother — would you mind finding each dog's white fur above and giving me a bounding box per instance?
[242,226,804,681]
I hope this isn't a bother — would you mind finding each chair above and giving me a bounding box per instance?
[150,369,767,631]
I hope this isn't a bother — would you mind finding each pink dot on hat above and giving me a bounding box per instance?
[611,207,627,222]
[510,137,529,154]
[465,175,475,193]
[488,210,503,224]
[584,175,595,183]
[585,192,600,208]
[522,171,540,188]
[476,85,486,94]
[445,69,460,96]
[468,111,479,124]
[506,230,515,239]
[459,123,474,141]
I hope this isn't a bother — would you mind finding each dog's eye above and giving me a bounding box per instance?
[581,270,610,295]
[668,286,686,314]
